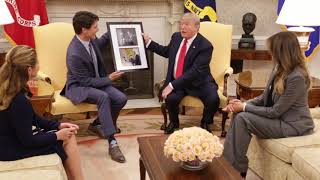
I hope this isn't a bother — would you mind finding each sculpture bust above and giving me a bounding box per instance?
[238,13,257,48]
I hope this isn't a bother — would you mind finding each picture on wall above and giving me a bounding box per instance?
[107,22,149,72]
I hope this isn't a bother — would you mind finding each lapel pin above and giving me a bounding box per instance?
[193,46,195,48]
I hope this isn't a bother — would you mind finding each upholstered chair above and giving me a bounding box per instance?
[159,22,233,137]
[33,22,97,117]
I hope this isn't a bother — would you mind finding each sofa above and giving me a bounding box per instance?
[0,154,67,180]
[247,108,320,180]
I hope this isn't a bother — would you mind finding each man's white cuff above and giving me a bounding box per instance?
[169,82,174,89]
[146,39,152,47]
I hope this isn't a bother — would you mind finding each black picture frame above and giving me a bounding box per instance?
[106,22,149,72]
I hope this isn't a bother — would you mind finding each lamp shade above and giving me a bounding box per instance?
[0,0,14,25]
[276,0,320,26]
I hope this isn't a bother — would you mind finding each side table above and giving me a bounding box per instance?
[27,80,54,117]
[234,71,320,108]
[231,45,271,73]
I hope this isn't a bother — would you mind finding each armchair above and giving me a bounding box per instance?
[33,22,97,117]
[159,22,233,137]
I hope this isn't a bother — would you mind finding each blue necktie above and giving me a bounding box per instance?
[88,42,100,78]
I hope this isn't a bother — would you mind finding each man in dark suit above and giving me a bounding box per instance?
[143,13,220,134]
[61,11,127,163]
[130,53,141,66]
[134,54,141,65]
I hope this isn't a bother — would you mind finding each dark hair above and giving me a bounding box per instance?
[72,11,99,35]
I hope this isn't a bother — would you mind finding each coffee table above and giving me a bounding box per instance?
[138,135,242,180]
[27,80,54,117]
[234,71,320,107]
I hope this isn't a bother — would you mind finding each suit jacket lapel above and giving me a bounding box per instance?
[74,36,94,65]
[168,36,183,79]
[91,41,107,77]
[264,67,277,105]
[183,34,200,69]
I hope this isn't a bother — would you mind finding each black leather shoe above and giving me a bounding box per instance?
[115,127,121,134]
[93,118,121,134]
[164,122,179,134]
[200,122,211,132]
[88,123,106,138]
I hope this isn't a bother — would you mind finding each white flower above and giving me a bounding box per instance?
[163,127,224,163]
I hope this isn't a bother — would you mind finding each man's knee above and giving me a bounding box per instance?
[98,93,110,104]
[204,94,220,107]
[118,93,128,107]
[165,94,182,105]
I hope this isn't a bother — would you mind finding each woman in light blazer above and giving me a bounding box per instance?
[222,31,315,178]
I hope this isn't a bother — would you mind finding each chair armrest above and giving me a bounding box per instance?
[224,67,233,77]
[37,71,52,84]
[223,67,234,97]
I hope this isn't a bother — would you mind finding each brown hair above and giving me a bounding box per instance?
[0,45,37,110]
[267,31,311,95]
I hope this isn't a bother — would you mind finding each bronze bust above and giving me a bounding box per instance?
[238,13,257,48]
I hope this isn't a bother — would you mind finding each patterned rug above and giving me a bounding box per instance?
[63,114,230,138]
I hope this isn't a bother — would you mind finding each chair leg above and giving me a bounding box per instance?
[160,103,168,130]
[86,112,91,119]
[180,105,186,115]
[220,111,228,137]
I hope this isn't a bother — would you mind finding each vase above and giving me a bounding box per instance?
[180,159,208,171]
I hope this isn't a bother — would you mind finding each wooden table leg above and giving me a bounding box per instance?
[139,157,146,180]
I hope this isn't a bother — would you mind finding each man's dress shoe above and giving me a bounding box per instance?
[164,122,179,134]
[87,123,106,138]
[200,122,211,132]
[109,146,126,163]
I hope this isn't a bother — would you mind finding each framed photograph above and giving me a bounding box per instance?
[107,22,149,72]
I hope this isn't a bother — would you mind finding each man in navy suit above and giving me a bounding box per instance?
[61,11,127,163]
[143,13,219,134]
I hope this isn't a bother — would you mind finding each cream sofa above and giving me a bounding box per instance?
[0,154,67,180]
[247,108,320,180]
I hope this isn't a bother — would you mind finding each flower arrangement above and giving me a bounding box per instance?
[164,127,223,162]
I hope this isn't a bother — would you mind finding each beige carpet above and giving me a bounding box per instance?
[66,114,228,137]
[67,114,260,180]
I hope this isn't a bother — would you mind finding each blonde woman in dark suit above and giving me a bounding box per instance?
[222,31,315,178]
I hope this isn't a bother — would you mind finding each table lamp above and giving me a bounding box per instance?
[276,0,320,52]
[0,0,14,25]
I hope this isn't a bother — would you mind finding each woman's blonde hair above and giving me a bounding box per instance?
[267,31,311,95]
[0,45,37,110]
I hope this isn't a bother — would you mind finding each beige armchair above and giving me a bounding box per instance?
[33,22,97,117]
[159,22,233,137]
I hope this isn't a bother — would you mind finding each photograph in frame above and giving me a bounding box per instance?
[107,22,149,72]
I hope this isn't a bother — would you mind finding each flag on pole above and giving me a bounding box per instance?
[4,0,49,48]
[184,0,217,22]
[278,0,320,61]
